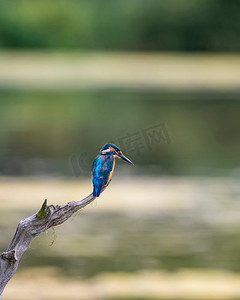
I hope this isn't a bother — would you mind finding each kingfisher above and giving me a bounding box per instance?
[92,143,134,197]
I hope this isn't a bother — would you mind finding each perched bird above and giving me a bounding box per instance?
[92,143,134,197]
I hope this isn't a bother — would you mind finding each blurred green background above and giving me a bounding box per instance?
[0,0,240,51]
[0,1,240,299]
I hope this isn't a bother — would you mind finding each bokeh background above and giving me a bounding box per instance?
[1,1,240,299]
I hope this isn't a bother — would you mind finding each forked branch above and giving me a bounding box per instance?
[0,189,103,299]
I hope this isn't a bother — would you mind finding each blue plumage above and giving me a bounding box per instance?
[92,154,114,197]
[92,143,134,197]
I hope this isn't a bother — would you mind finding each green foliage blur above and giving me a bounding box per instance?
[0,0,240,51]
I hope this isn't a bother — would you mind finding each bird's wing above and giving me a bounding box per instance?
[92,155,113,196]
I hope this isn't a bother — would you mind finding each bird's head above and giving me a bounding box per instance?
[100,143,134,165]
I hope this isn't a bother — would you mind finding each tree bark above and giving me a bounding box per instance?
[0,189,102,298]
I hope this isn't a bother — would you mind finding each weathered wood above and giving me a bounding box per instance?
[0,189,104,298]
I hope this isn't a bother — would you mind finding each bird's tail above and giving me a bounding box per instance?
[93,179,103,197]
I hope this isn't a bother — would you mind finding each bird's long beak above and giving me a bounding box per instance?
[117,152,134,165]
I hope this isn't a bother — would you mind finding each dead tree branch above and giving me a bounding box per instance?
[0,189,103,299]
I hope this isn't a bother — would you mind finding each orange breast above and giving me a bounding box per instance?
[107,157,115,185]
